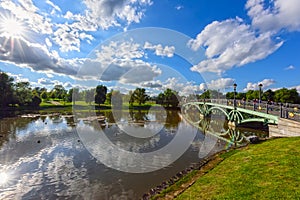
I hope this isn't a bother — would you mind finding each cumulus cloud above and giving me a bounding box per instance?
[0,36,79,76]
[141,80,163,88]
[144,42,175,57]
[243,79,275,91]
[284,65,295,70]
[246,0,300,32]
[206,78,235,90]
[188,18,283,74]
[76,41,161,83]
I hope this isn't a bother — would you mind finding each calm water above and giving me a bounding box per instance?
[0,110,266,199]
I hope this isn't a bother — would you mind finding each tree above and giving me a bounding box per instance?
[111,90,123,109]
[40,91,48,101]
[0,72,15,107]
[164,88,179,107]
[262,89,275,101]
[245,90,259,100]
[105,90,113,105]
[30,95,42,107]
[156,88,179,107]
[95,85,107,106]
[274,88,299,103]
[14,82,33,106]
[132,88,149,105]
[51,85,67,100]
[85,89,95,105]
[67,88,79,104]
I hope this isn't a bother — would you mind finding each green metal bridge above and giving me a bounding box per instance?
[182,99,300,126]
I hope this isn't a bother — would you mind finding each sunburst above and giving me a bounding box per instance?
[0,15,26,39]
[0,14,27,56]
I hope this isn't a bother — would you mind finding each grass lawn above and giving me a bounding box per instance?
[175,137,300,200]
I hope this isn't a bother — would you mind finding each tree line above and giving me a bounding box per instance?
[225,88,300,104]
[1,71,299,109]
[0,71,180,108]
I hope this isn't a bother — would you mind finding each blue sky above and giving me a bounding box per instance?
[0,0,300,95]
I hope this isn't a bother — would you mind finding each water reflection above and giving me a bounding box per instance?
[184,109,267,147]
[0,110,265,199]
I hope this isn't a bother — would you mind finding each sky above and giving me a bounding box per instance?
[0,0,300,96]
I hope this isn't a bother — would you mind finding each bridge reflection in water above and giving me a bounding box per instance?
[182,104,268,147]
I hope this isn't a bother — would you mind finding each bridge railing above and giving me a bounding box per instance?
[191,99,300,122]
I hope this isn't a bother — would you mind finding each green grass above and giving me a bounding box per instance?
[176,137,300,200]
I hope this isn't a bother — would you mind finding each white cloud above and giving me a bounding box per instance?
[175,5,184,10]
[46,0,61,13]
[246,0,300,32]
[0,36,79,76]
[284,65,295,70]
[141,80,163,88]
[144,42,175,57]
[0,1,53,35]
[76,41,161,83]
[206,78,235,90]
[243,79,275,91]
[188,18,283,74]
[6,72,29,83]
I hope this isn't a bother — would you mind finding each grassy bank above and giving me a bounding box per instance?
[171,137,300,199]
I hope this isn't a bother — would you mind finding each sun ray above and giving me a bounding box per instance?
[0,14,28,57]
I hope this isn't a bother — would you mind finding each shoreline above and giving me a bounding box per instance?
[141,148,241,200]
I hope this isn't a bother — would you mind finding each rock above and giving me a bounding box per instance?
[246,135,260,144]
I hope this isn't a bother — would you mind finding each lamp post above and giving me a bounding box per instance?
[233,83,237,110]
[258,83,263,109]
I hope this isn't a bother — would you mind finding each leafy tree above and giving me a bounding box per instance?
[51,85,67,100]
[262,89,275,101]
[245,90,259,100]
[132,88,149,105]
[105,90,113,105]
[30,95,42,107]
[199,90,210,99]
[85,89,95,105]
[67,88,79,104]
[95,85,107,106]
[14,82,33,106]
[274,88,299,103]
[226,92,235,99]
[156,88,179,107]
[0,72,15,107]
[40,91,48,101]
[111,90,123,109]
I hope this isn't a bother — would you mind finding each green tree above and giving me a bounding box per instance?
[262,89,275,101]
[132,88,149,105]
[274,88,299,103]
[51,85,67,100]
[156,88,179,107]
[111,90,123,109]
[164,88,179,107]
[14,82,33,106]
[85,89,95,105]
[0,72,15,107]
[105,90,113,105]
[95,85,107,106]
[40,91,48,101]
[246,90,259,100]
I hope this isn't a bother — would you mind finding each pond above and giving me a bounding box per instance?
[0,109,267,199]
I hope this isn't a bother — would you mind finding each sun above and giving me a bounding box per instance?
[0,16,25,38]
